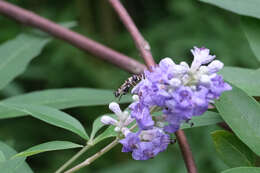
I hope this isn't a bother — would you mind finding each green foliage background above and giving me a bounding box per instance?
[0,0,259,172]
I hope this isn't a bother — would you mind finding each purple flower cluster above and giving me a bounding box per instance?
[129,47,231,134]
[119,127,170,160]
[103,47,231,161]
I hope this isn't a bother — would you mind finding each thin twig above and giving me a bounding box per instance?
[108,0,155,68]
[176,130,197,173]
[65,138,119,173]
[0,0,146,74]
[55,145,92,173]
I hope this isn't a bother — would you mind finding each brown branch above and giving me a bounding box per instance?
[218,122,233,132]
[0,0,146,74]
[176,130,198,173]
[109,1,197,172]
[108,0,155,68]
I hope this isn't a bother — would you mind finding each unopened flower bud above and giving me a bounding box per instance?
[207,60,223,73]
[169,78,181,88]
[180,61,189,69]
[173,65,188,75]
[159,57,175,68]
[109,102,122,115]
[199,66,209,74]
[132,95,139,101]
[101,115,118,125]
[200,75,211,86]
[114,127,120,132]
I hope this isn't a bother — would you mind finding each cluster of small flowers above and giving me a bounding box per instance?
[101,102,170,160]
[101,47,232,160]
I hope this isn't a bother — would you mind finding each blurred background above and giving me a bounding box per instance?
[0,0,259,172]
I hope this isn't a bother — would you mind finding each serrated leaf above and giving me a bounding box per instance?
[212,130,256,168]
[0,103,89,140]
[13,141,82,158]
[90,114,117,140]
[0,88,132,119]
[0,33,50,90]
[181,111,223,129]
[241,17,260,62]
[215,85,260,156]
[200,0,260,19]
[0,141,33,173]
[92,126,118,145]
[222,167,260,173]
[219,67,260,96]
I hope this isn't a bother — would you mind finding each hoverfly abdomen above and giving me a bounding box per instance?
[115,74,144,100]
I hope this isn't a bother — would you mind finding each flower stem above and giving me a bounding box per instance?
[175,130,197,173]
[55,144,92,173]
[65,138,119,173]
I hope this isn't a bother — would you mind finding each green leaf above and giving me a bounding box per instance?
[0,88,132,119]
[200,0,260,19]
[215,85,260,156]
[13,141,82,158]
[0,33,50,90]
[241,17,260,62]
[92,126,118,145]
[90,114,117,141]
[181,111,223,129]
[0,103,89,140]
[0,141,33,173]
[212,130,256,168]
[0,151,6,162]
[219,67,260,96]
[222,167,260,173]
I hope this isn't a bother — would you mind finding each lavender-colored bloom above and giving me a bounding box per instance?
[131,128,170,160]
[191,47,216,66]
[170,86,194,119]
[152,129,170,152]
[120,132,140,152]
[129,101,154,130]
[192,86,209,116]
[208,75,232,99]
[132,142,155,160]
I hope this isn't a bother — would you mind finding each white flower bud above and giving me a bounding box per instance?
[159,57,175,67]
[190,85,197,90]
[200,75,211,86]
[114,127,120,132]
[207,60,223,73]
[180,61,189,69]
[109,102,122,115]
[173,65,188,75]
[101,115,118,125]
[169,78,181,88]
[199,66,209,74]
[132,95,139,101]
